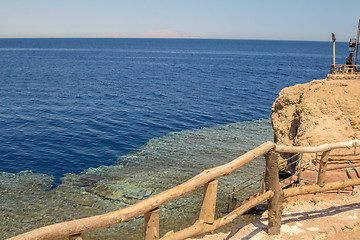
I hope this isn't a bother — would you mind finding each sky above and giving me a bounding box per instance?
[0,0,359,41]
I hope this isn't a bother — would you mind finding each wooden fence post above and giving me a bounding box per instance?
[199,180,218,224]
[265,150,284,235]
[145,208,160,240]
[69,233,83,240]
[317,150,330,187]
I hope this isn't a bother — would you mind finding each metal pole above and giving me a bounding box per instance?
[298,153,303,187]
[332,33,336,66]
[354,17,360,65]
[333,41,336,66]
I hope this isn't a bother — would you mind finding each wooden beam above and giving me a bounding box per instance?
[265,150,284,235]
[317,151,330,187]
[145,208,160,240]
[162,178,360,240]
[160,191,274,240]
[283,178,360,197]
[275,140,360,153]
[199,180,218,224]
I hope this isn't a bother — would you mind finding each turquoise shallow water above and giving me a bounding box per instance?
[1,119,273,239]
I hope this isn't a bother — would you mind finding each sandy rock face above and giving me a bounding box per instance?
[271,79,360,148]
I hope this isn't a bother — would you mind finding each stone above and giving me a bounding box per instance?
[351,185,360,196]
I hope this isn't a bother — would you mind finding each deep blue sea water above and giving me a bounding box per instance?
[0,38,348,182]
[1,38,352,239]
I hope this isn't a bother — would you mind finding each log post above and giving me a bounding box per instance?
[145,208,160,240]
[69,233,82,240]
[317,150,330,187]
[265,150,284,235]
[199,180,218,224]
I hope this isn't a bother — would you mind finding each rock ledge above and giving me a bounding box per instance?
[271,79,360,152]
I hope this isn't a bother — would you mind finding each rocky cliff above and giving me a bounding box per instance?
[271,78,360,152]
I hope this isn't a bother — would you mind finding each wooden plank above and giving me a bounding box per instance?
[145,208,160,240]
[199,180,218,224]
[317,151,330,187]
[265,150,284,235]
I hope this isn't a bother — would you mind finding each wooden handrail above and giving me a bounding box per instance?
[160,191,274,240]
[331,64,360,74]
[9,139,360,240]
[9,141,275,240]
[333,64,360,67]
[162,177,360,240]
[275,140,360,153]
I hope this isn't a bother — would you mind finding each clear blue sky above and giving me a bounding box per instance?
[1,0,359,41]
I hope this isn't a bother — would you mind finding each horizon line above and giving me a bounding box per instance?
[0,36,335,42]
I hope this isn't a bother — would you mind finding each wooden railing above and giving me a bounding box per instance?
[330,64,360,74]
[9,140,360,240]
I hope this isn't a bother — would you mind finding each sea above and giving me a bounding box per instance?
[0,38,349,239]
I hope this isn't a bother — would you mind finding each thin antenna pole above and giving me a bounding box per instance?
[332,33,336,66]
[333,39,336,66]
[353,17,360,65]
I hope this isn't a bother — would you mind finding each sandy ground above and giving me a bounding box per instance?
[190,165,360,240]
[191,190,360,240]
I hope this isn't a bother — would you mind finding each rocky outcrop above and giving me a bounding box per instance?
[272,78,360,153]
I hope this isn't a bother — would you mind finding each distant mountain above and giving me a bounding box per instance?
[91,29,202,38]
[136,29,202,38]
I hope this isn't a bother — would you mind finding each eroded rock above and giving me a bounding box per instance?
[272,79,360,151]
